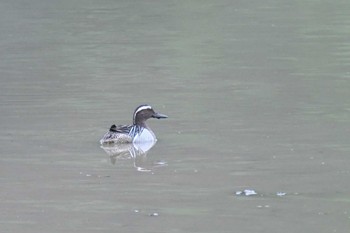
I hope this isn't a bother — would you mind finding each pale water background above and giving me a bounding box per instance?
[1,1,350,232]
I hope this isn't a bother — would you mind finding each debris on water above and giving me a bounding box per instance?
[155,161,167,165]
[136,167,151,172]
[133,209,140,213]
[276,192,286,197]
[154,161,168,167]
[149,212,159,217]
[235,189,257,196]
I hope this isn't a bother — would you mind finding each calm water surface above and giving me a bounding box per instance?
[1,1,350,232]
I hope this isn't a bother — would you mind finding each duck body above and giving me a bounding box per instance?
[100,105,167,144]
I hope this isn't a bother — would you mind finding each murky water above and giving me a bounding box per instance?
[1,1,350,232]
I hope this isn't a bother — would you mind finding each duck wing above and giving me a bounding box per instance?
[110,124,133,134]
[100,124,133,144]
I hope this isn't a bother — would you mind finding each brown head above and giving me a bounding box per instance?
[133,104,168,127]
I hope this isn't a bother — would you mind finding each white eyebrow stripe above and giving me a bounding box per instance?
[133,105,152,119]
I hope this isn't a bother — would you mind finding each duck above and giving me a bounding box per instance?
[100,104,167,144]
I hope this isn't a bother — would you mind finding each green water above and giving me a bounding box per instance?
[1,1,350,232]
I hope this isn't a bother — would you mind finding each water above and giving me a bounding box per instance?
[1,1,350,232]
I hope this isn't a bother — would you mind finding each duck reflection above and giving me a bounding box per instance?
[100,140,166,171]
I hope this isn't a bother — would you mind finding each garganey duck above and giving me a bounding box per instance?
[100,104,167,144]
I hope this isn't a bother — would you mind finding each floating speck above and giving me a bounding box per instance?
[137,167,151,172]
[134,210,140,213]
[154,161,168,166]
[156,161,167,165]
[150,212,159,217]
[236,189,257,196]
[276,192,286,197]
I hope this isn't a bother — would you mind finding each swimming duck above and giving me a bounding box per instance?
[100,104,167,144]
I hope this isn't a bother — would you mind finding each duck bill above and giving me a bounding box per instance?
[152,112,168,119]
